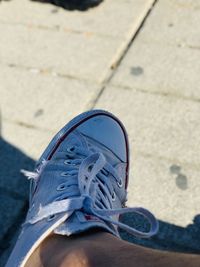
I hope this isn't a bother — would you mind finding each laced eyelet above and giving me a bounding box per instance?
[112,192,116,201]
[47,214,56,221]
[88,164,94,172]
[61,172,70,177]
[64,160,72,165]
[67,146,75,153]
[117,179,123,188]
[64,160,76,166]
[57,184,66,191]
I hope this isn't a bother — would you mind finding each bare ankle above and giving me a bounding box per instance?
[40,232,114,267]
[59,248,90,267]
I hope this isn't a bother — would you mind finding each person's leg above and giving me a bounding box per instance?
[26,230,200,267]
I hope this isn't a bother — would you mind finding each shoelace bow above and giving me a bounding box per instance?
[22,146,159,238]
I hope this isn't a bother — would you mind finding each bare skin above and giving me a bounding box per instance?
[25,230,200,267]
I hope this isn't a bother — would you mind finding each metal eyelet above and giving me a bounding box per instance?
[67,146,75,153]
[64,160,76,166]
[88,164,94,172]
[117,179,123,188]
[57,184,66,191]
[64,159,72,165]
[112,192,116,201]
[61,172,70,177]
[47,214,56,221]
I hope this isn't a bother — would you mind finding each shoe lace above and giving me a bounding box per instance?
[22,145,159,238]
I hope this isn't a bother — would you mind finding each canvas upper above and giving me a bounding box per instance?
[5,110,158,267]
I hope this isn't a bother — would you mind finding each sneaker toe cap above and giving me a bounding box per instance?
[77,114,128,162]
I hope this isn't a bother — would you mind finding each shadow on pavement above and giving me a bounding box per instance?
[0,138,199,265]
[0,0,103,11]
[31,0,103,11]
[120,212,200,254]
[0,137,35,267]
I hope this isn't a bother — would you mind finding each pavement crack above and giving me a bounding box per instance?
[4,61,100,85]
[111,83,200,104]
[90,0,159,109]
[0,19,120,39]
[3,117,55,134]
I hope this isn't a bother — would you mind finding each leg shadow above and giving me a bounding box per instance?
[120,213,200,253]
[0,137,35,266]
[30,0,103,11]
[0,0,103,11]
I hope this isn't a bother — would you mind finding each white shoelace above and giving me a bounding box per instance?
[22,146,159,238]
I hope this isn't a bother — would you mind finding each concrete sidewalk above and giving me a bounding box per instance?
[0,0,200,265]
